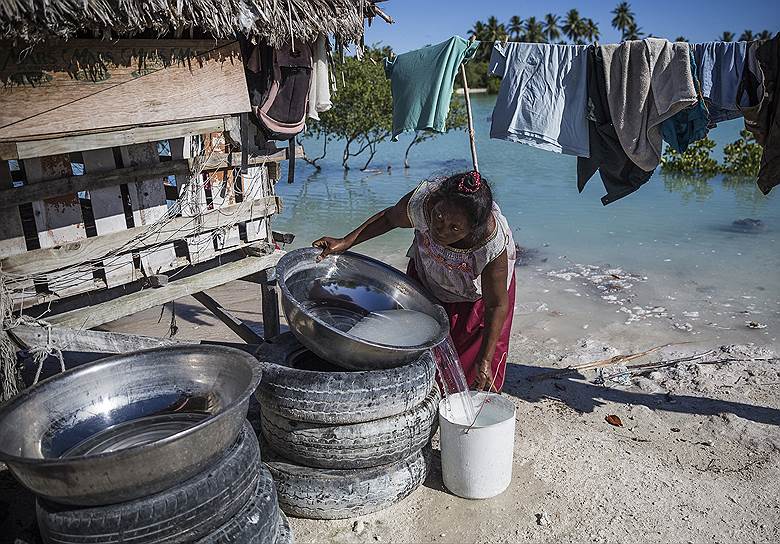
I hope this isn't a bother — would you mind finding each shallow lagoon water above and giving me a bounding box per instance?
[276,95,779,345]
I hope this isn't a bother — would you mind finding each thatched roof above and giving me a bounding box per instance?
[1,0,385,46]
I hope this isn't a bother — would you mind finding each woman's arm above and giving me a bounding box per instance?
[473,250,511,391]
[313,190,414,260]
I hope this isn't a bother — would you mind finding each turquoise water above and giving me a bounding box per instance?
[276,94,779,344]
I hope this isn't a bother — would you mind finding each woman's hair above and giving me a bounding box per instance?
[431,170,494,232]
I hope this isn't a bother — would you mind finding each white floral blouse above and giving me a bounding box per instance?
[406,180,516,303]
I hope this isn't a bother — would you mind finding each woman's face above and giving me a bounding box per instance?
[430,200,473,246]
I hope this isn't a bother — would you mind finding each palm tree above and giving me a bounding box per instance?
[469,21,487,41]
[611,2,635,38]
[543,13,561,42]
[739,30,755,42]
[718,31,734,42]
[562,9,583,44]
[508,15,524,41]
[524,17,546,43]
[583,18,600,43]
[485,16,508,43]
[757,30,773,40]
[623,21,643,40]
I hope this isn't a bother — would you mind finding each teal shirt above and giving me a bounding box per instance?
[385,36,479,141]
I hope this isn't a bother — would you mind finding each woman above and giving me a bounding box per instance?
[314,170,516,391]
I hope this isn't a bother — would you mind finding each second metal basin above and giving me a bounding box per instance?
[0,345,261,506]
[276,248,449,370]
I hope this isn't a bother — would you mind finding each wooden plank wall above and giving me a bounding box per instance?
[0,126,282,310]
[0,40,250,150]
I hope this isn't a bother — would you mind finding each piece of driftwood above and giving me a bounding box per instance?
[192,291,264,344]
[48,250,284,329]
[528,342,693,382]
[1,195,280,277]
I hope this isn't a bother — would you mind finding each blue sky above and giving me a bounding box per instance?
[364,0,779,53]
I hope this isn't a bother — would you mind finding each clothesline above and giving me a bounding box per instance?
[383,34,778,205]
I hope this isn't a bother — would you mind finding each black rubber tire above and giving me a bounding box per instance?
[195,465,279,544]
[275,511,293,544]
[265,447,429,520]
[261,386,440,469]
[37,422,261,544]
[255,333,436,425]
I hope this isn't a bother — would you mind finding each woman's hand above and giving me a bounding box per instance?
[312,236,352,261]
[472,359,496,392]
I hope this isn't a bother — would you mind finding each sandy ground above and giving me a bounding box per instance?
[3,254,779,543]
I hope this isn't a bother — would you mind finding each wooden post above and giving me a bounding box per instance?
[259,268,281,341]
[460,64,479,173]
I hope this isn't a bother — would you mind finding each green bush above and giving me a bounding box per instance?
[486,75,502,94]
[660,138,719,177]
[661,130,763,179]
[721,130,762,177]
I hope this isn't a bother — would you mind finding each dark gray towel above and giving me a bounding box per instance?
[602,38,698,171]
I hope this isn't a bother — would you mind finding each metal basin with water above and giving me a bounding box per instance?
[276,248,449,369]
[0,345,261,506]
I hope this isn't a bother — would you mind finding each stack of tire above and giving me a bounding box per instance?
[255,333,440,519]
[35,423,293,544]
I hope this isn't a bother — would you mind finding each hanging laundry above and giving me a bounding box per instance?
[602,38,698,172]
[577,47,654,205]
[385,36,479,141]
[661,51,710,153]
[692,41,748,125]
[737,34,780,194]
[307,35,333,121]
[488,42,589,156]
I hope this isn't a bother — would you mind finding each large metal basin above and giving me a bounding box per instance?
[276,248,448,370]
[0,345,261,506]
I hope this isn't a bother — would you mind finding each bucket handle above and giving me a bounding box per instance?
[464,352,506,434]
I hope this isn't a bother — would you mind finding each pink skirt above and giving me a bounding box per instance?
[407,260,515,392]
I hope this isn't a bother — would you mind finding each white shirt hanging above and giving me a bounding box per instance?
[308,35,333,120]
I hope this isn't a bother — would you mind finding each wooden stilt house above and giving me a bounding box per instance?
[0,0,391,400]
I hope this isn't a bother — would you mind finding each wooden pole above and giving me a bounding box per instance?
[460,63,479,172]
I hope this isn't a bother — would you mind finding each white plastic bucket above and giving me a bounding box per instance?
[438,391,516,499]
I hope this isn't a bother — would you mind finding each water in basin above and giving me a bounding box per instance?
[347,309,440,346]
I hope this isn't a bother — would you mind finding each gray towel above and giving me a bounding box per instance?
[602,38,698,172]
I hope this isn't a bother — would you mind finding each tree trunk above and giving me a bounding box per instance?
[360,142,379,171]
[342,138,354,170]
[404,133,423,169]
[303,135,328,170]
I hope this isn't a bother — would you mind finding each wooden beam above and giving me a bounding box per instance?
[8,324,188,353]
[1,195,280,276]
[48,250,284,329]
[2,118,227,160]
[199,147,304,170]
[0,160,190,209]
[192,291,264,344]
[20,244,269,317]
